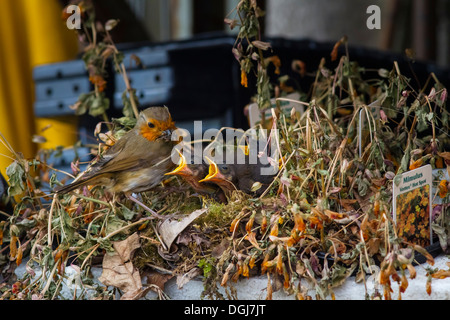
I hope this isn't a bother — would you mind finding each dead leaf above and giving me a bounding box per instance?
[252,40,271,51]
[98,232,142,300]
[105,19,119,31]
[224,18,238,30]
[145,271,173,291]
[211,239,229,258]
[413,244,435,266]
[158,209,207,250]
[367,238,381,256]
[330,36,347,61]
[176,226,211,247]
[245,232,262,249]
[431,269,450,279]
[176,268,200,289]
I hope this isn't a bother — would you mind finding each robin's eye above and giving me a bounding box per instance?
[147,122,155,128]
[221,165,229,172]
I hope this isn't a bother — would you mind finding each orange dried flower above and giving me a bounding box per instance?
[9,235,18,259]
[230,217,240,233]
[309,216,323,230]
[293,213,305,232]
[220,263,234,287]
[265,56,281,74]
[373,199,380,216]
[245,215,255,234]
[438,180,448,198]
[242,263,250,278]
[138,220,149,230]
[231,261,243,282]
[431,269,450,279]
[409,158,423,170]
[283,266,290,289]
[89,75,107,92]
[331,37,347,61]
[16,246,23,266]
[287,231,300,247]
[261,215,268,233]
[426,276,432,295]
[249,255,256,269]
[276,252,283,275]
[245,232,261,249]
[383,283,393,300]
[324,209,346,220]
[400,273,408,293]
[261,255,277,274]
[269,222,279,237]
[240,70,248,88]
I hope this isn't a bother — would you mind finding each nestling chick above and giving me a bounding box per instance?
[200,148,276,197]
[165,149,226,203]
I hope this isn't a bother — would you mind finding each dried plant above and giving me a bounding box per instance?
[0,0,449,300]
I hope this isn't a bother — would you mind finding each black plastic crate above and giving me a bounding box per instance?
[33,34,450,132]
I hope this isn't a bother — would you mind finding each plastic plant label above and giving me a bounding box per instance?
[392,164,433,247]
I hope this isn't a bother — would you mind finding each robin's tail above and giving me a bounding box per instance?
[54,176,97,194]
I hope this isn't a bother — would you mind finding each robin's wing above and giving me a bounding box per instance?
[56,137,173,194]
[95,136,173,174]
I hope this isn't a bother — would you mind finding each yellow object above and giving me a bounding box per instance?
[35,116,79,150]
[0,0,79,175]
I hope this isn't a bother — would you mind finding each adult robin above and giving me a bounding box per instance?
[165,149,226,203]
[55,107,177,203]
[199,148,277,197]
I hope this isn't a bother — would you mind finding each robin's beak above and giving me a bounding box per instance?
[199,158,227,183]
[158,129,173,141]
[165,150,192,176]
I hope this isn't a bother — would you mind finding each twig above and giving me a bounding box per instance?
[41,262,58,297]
[47,194,58,247]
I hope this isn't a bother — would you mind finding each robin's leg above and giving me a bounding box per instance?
[126,193,166,219]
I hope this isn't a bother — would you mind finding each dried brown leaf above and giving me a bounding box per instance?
[158,209,207,250]
[145,271,173,291]
[98,232,142,300]
[252,40,271,51]
[176,268,200,289]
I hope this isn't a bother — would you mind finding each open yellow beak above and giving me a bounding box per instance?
[198,157,223,183]
[165,149,189,176]
[278,155,286,170]
[238,145,249,156]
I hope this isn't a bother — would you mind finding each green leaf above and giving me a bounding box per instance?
[393,174,403,187]
[105,215,126,237]
[317,169,329,176]
[5,161,25,197]
[121,90,138,118]
[49,173,62,188]
[60,208,75,242]
[198,258,215,278]
[112,116,137,129]
[89,94,110,117]
[119,203,137,221]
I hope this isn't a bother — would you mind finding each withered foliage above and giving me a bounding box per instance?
[1,0,450,300]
